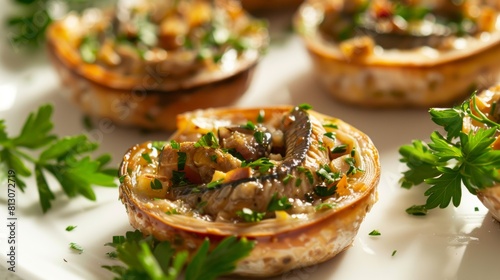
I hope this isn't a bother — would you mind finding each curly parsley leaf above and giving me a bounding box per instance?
[104,230,255,280]
[399,95,500,212]
[0,104,118,213]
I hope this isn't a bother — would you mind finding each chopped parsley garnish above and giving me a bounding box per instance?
[69,242,84,253]
[257,110,265,123]
[345,156,363,175]
[392,250,397,257]
[165,209,179,215]
[170,140,180,150]
[267,193,292,211]
[172,171,189,186]
[315,203,335,211]
[177,152,187,170]
[79,34,100,63]
[253,131,265,145]
[399,94,500,212]
[141,153,153,164]
[331,144,348,154]
[323,123,338,129]
[65,225,77,232]
[283,174,294,185]
[210,154,218,162]
[294,178,302,187]
[314,185,337,197]
[194,132,219,148]
[316,164,341,184]
[298,103,313,110]
[150,178,163,190]
[324,132,336,141]
[474,206,479,212]
[242,157,274,174]
[242,121,256,130]
[0,104,117,213]
[236,208,265,222]
[298,166,314,184]
[151,141,166,151]
[368,230,381,236]
[103,230,255,280]
[405,205,427,216]
[207,179,223,189]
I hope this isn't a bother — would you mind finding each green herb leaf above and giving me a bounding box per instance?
[298,103,312,110]
[405,205,427,216]
[69,242,84,253]
[315,203,335,211]
[150,178,163,190]
[399,94,500,214]
[242,121,255,130]
[236,208,265,222]
[177,152,186,171]
[206,179,223,189]
[141,153,153,164]
[267,193,292,211]
[79,34,100,63]
[242,157,274,174]
[66,225,77,231]
[103,230,254,280]
[12,104,56,149]
[194,132,219,148]
[0,104,118,212]
[185,236,255,280]
[368,230,381,236]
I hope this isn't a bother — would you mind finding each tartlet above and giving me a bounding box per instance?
[46,0,268,131]
[464,86,500,221]
[295,0,500,108]
[119,105,380,277]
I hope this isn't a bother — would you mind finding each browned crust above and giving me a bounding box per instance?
[118,106,380,277]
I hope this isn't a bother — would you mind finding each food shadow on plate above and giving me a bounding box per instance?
[455,214,500,280]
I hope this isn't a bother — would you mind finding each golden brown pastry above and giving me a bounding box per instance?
[118,105,380,277]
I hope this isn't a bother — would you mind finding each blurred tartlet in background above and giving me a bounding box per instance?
[46,0,268,131]
[295,0,500,108]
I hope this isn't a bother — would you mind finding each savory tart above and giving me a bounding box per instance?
[46,0,268,131]
[295,0,500,108]
[119,105,380,277]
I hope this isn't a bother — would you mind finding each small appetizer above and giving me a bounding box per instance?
[119,105,380,277]
[400,85,500,221]
[295,0,500,108]
[241,0,303,12]
[46,0,268,131]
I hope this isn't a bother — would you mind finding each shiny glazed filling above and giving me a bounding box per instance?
[123,107,369,224]
[319,0,499,50]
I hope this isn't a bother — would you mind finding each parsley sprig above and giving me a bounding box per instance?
[0,104,117,213]
[399,94,500,212]
[103,230,255,280]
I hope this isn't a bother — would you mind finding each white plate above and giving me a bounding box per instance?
[1,7,500,280]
